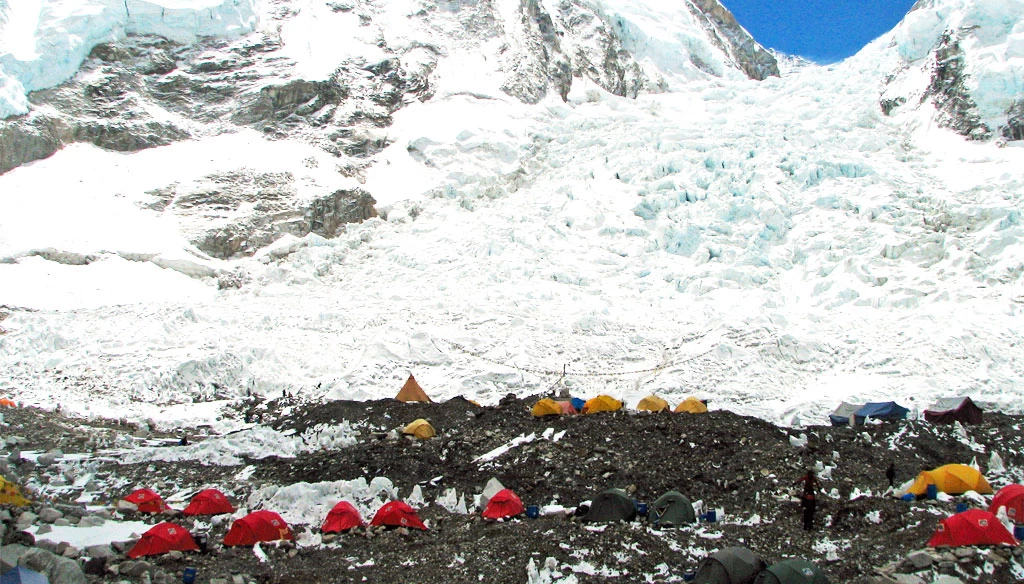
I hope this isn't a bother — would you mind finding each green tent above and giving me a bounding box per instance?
[754,559,830,584]
[649,491,696,526]
[582,488,636,523]
[693,547,766,584]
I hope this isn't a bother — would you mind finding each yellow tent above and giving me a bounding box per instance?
[531,398,562,417]
[0,475,30,506]
[402,419,436,440]
[395,374,432,403]
[582,395,622,414]
[906,464,993,497]
[637,395,669,413]
[674,397,708,414]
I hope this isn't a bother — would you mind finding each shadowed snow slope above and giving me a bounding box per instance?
[1,0,1023,428]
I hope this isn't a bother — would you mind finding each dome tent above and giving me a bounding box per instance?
[582,395,622,414]
[905,464,993,498]
[674,397,708,414]
[0,475,29,506]
[927,509,1017,547]
[223,510,294,546]
[637,395,669,413]
[402,419,436,439]
[582,488,636,523]
[482,489,525,520]
[989,484,1024,522]
[182,488,235,516]
[371,500,427,530]
[127,522,200,559]
[693,547,766,584]
[122,488,169,513]
[649,491,696,526]
[321,500,365,533]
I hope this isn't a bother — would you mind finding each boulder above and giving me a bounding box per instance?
[39,507,65,523]
[84,544,116,559]
[905,551,934,570]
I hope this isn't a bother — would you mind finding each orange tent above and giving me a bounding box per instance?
[395,374,432,403]
[637,395,669,413]
[905,464,993,497]
[0,398,15,407]
[674,397,708,414]
[582,395,622,414]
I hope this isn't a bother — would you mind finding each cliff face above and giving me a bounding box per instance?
[685,0,780,81]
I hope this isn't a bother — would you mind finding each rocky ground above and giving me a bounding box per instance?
[2,395,1023,583]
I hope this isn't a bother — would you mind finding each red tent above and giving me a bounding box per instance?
[482,489,525,520]
[321,500,365,533]
[223,510,294,546]
[927,509,1018,547]
[123,488,170,514]
[182,488,235,516]
[990,484,1024,523]
[370,501,427,530]
[127,522,199,559]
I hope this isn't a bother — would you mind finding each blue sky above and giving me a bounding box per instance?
[721,0,919,63]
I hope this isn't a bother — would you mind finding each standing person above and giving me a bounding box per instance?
[886,461,896,490]
[794,469,820,531]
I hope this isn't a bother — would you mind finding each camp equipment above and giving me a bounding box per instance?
[531,398,564,417]
[828,402,863,426]
[637,395,669,413]
[127,522,199,559]
[650,491,696,526]
[853,402,908,425]
[582,395,622,414]
[924,397,983,425]
[674,397,708,414]
[482,489,524,520]
[582,488,636,522]
[395,374,432,403]
[693,546,766,584]
[905,464,993,498]
[321,500,365,533]
[223,510,294,546]
[927,509,1017,547]
[526,505,539,518]
[0,566,49,584]
[990,484,1024,522]
[753,559,831,584]
[122,488,169,513]
[371,501,427,530]
[182,489,234,516]
[0,475,29,506]
[402,419,435,439]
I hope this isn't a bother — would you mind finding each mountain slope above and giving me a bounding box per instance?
[0,0,1023,429]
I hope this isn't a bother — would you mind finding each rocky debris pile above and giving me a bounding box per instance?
[1,397,1023,583]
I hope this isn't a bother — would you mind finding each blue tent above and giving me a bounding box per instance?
[853,402,909,425]
[570,397,586,413]
[1,567,50,584]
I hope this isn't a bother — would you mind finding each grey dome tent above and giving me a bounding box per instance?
[693,547,766,584]
[582,488,636,523]
[924,397,983,425]
[828,402,863,426]
[650,491,696,526]
[753,559,830,584]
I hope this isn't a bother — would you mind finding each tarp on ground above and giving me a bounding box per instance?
[753,559,831,584]
[582,395,622,414]
[127,522,199,559]
[0,475,30,506]
[674,397,708,414]
[924,397,984,425]
[853,402,908,425]
[395,374,432,403]
[321,500,365,533]
[927,509,1018,547]
[693,546,766,584]
[582,488,635,523]
[182,488,235,516]
[0,567,49,584]
[989,484,1024,522]
[402,419,436,439]
[828,402,863,426]
[650,491,696,526]
[637,395,669,413]
[223,510,294,546]
[905,464,993,497]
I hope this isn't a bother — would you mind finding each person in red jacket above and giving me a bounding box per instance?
[794,470,820,531]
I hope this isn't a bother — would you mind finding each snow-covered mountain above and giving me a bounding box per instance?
[1,0,1023,429]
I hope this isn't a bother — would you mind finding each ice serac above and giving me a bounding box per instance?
[879,0,1024,141]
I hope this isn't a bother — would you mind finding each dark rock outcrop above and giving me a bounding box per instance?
[922,31,991,141]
